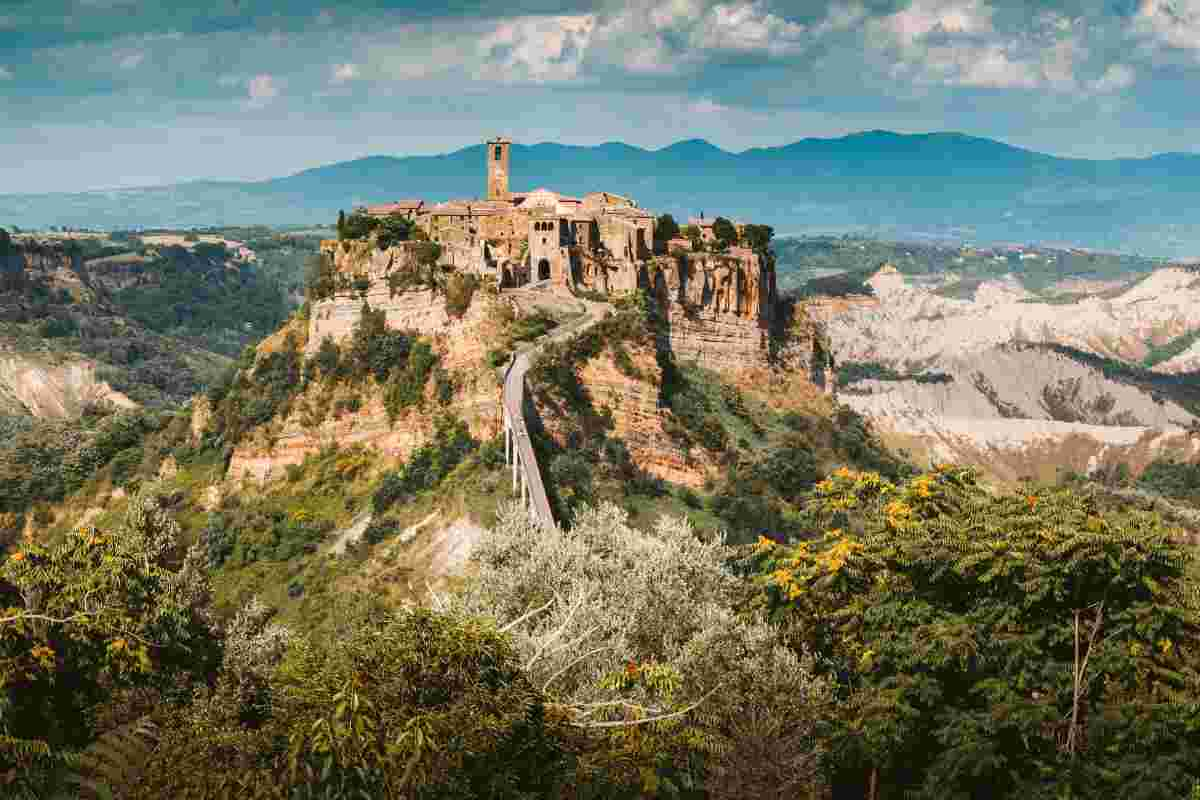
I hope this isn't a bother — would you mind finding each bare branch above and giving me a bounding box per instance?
[569,683,724,729]
[526,588,592,671]
[498,596,556,633]
[541,645,617,693]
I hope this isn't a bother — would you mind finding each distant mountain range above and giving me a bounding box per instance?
[4,131,1200,257]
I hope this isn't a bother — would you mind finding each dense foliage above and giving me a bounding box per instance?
[0,491,220,797]
[453,502,833,798]
[371,416,478,514]
[110,244,289,357]
[744,464,1200,798]
[0,407,171,527]
[653,213,681,252]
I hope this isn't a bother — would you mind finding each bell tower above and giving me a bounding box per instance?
[486,137,512,201]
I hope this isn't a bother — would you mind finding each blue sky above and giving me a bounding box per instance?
[3,0,1200,193]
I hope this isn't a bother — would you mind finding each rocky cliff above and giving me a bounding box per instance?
[0,353,135,418]
[227,242,504,482]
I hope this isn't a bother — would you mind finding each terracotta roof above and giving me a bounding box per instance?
[365,200,424,215]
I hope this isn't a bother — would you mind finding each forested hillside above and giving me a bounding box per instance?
[2,221,1199,799]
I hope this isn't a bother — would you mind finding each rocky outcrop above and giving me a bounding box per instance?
[227,241,506,482]
[810,264,1200,371]
[226,367,502,483]
[813,263,1200,488]
[535,344,718,489]
[308,240,492,370]
[0,353,136,418]
[647,250,784,374]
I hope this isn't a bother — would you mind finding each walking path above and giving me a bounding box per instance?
[497,286,611,530]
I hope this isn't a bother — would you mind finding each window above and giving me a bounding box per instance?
[494,145,503,161]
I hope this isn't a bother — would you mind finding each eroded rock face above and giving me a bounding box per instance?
[307,240,492,370]
[226,367,502,483]
[648,250,784,374]
[534,344,718,489]
[228,245,506,482]
[0,354,136,418]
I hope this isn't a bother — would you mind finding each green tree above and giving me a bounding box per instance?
[374,214,414,250]
[654,213,680,253]
[0,490,219,795]
[135,602,582,799]
[746,465,1200,799]
[681,225,704,252]
[336,209,346,240]
[740,223,774,254]
[341,211,379,241]
[711,217,737,251]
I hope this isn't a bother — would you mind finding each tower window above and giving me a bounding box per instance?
[494,145,503,161]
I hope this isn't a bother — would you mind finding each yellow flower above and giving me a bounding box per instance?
[9,552,24,562]
[755,535,775,552]
[30,645,55,661]
[1158,638,1173,655]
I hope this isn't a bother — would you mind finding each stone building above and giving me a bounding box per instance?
[355,137,762,297]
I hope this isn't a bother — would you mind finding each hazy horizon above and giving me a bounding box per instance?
[3,1,1200,194]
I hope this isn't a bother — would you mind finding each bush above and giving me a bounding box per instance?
[363,518,400,546]
[445,272,479,317]
[109,446,144,486]
[371,417,478,513]
[38,316,77,338]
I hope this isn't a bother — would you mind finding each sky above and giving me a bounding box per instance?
[2,0,1200,194]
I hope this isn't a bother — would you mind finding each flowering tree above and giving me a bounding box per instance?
[745,464,1200,799]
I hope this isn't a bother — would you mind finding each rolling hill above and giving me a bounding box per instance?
[4,131,1200,257]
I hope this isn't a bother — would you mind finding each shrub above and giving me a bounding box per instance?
[363,518,400,546]
[371,416,478,513]
[38,316,77,338]
[444,272,479,317]
[109,446,144,486]
[374,215,414,250]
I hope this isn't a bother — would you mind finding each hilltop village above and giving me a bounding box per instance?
[337,137,766,297]
[311,137,791,373]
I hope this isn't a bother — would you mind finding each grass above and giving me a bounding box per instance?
[1143,328,1200,369]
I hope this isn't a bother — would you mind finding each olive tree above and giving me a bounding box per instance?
[448,502,834,798]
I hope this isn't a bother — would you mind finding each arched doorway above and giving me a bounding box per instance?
[538,258,551,281]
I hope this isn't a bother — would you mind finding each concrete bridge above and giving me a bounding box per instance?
[498,288,612,531]
[502,351,555,530]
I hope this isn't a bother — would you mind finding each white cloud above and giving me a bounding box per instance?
[864,4,1107,93]
[1135,0,1200,54]
[688,98,729,113]
[331,62,359,83]
[247,74,279,106]
[118,51,145,70]
[693,2,808,55]
[879,0,994,45]
[1088,63,1136,92]
[479,14,597,83]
